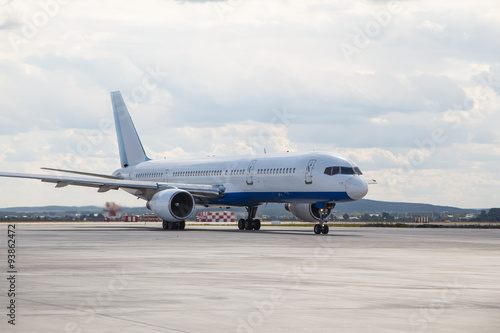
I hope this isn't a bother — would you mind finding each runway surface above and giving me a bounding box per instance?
[1,222,499,333]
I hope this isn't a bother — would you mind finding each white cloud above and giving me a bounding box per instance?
[418,20,444,32]
[0,0,499,208]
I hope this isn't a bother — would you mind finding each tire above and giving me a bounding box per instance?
[244,219,253,230]
[162,220,168,230]
[322,224,329,234]
[253,219,261,230]
[238,219,245,230]
[179,221,185,230]
[313,224,322,234]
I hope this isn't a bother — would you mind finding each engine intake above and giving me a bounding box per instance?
[147,189,195,222]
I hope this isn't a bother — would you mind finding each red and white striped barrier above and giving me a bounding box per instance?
[123,215,139,222]
[197,211,235,222]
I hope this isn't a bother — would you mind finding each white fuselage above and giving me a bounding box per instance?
[113,151,369,207]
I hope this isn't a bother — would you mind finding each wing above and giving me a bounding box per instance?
[40,167,122,180]
[0,172,225,200]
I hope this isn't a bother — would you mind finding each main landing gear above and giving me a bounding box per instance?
[238,206,261,231]
[162,220,185,230]
[314,208,331,235]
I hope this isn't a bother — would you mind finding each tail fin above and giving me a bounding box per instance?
[110,91,150,168]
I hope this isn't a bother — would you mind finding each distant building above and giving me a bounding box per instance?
[141,213,162,222]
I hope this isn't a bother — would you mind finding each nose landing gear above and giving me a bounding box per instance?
[314,208,333,235]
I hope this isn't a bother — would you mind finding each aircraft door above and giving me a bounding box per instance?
[246,160,257,185]
[305,159,316,184]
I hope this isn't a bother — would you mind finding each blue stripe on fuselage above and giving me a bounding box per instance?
[200,191,352,207]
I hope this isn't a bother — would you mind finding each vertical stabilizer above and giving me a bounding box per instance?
[110,91,150,167]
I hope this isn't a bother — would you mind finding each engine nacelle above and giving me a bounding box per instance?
[285,203,332,222]
[147,189,195,222]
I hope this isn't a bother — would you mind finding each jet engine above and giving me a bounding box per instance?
[146,189,195,221]
[285,203,332,222]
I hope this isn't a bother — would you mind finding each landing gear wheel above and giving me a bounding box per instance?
[253,219,261,230]
[162,220,185,230]
[244,219,253,230]
[322,224,329,234]
[240,206,260,231]
[314,224,322,234]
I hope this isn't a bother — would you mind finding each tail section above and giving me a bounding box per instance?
[110,91,150,168]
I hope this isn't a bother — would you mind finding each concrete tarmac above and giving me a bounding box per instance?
[1,222,499,333]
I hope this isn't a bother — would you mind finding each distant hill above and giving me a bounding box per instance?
[331,199,481,214]
[0,200,482,216]
[0,206,100,213]
[0,205,150,215]
[254,200,480,219]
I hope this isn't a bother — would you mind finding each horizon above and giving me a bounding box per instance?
[0,199,492,212]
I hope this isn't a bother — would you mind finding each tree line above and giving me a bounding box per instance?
[473,208,500,222]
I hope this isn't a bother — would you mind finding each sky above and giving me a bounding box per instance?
[0,0,499,209]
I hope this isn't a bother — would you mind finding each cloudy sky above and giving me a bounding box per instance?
[0,0,499,209]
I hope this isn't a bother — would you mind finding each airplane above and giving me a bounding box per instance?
[0,91,375,234]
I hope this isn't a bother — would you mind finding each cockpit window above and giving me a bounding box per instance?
[324,166,340,176]
[341,167,355,175]
[324,166,362,176]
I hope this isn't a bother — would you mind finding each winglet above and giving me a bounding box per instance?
[110,91,150,168]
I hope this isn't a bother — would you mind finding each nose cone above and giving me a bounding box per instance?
[346,177,368,200]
